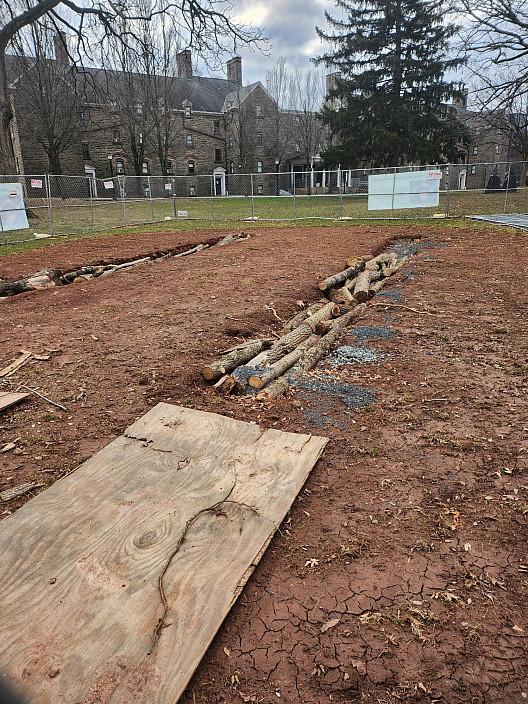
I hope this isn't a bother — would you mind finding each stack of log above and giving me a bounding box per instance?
[202,249,408,400]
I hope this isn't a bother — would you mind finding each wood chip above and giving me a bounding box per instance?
[0,351,33,378]
[320,618,340,633]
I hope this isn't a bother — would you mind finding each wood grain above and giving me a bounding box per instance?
[0,391,29,412]
[0,403,327,704]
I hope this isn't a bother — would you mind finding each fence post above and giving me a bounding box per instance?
[339,167,343,219]
[445,165,451,218]
[45,174,54,237]
[210,175,215,220]
[148,176,154,222]
[293,170,296,220]
[250,173,255,219]
[173,179,177,219]
[390,167,396,218]
[0,204,5,244]
[121,176,126,227]
[89,176,94,232]
[504,164,510,214]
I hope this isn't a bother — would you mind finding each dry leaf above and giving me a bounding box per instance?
[464,543,472,552]
[320,617,340,633]
[224,646,231,657]
[305,558,319,568]
[512,625,525,634]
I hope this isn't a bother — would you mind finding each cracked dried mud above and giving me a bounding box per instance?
[0,223,527,703]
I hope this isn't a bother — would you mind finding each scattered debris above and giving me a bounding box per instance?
[1,482,44,502]
[0,391,29,413]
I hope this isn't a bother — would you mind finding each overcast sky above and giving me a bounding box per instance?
[205,0,332,85]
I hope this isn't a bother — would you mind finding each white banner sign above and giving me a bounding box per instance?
[177,210,188,217]
[427,171,443,180]
[164,183,173,191]
[103,180,114,190]
[30,179,43,189]
[368,170,440,211]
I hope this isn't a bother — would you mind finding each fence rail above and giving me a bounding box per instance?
[1,162,527,244]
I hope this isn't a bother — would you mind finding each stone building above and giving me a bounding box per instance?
[6,45,292,195]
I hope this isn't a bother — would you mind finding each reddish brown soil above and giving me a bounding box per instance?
[0,224,527,704]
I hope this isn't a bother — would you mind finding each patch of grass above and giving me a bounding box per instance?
[340,537,366,558]
[411,539,433,554]
[493,327,508,334]
[349,445,382,457]
[464,624,481,643]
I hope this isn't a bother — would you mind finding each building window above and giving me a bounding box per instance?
[257,133,262,147]
[213,120,220,135]
[230,161,234,174]
[142,161,149,175]
[113,129,121,143]
[78,110,85,122]
[165,160,173,175]
[82,143,90,159]
[139,132,143,145]
[257,161,263,173]
[470,165,476,175]
[116,159,125,174]
[257,184,263,194]
[256,104,262,117]
[228,133,233,147]
[137,103,143,114]
[214,149,222,163]
[189,185,196,196]
[188,161,195,174]
[495,145,500,153]
[184,105,192,118]
[473,146,478,155]
[186,134,193,147]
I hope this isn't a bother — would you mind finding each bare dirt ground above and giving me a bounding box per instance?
[0,223,527,704]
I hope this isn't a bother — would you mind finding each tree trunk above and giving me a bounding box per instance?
[0,268,63,296]
[249,335,319,389]
[0,51,16,174]
[316,302,367,334]
[365,252,392,270]
[282,300,326,333]
[328,284,355,304]
[302,300,341,329]
[353,270,382,303]
[318,260,366,291]
[381,255,408,277]
[202,339,272,381]
[265,323,314,365]
[257,326,343,401]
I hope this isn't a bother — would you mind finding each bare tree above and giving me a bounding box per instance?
[10,22,79,173]
[265,57,296,166]
[0,0,263,172]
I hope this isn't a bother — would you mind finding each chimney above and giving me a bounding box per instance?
[227,57,242,87]
[325,71,341,96]
[54,31,69,65]
[177,50,193,79]
[453,87,468,109]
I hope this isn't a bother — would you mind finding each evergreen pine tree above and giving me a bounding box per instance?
[316,0,469,167]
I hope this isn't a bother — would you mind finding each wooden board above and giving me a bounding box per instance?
[0,403,327,704]
[0,391,29,413]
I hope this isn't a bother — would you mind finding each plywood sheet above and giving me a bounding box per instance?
[0,391,29,412]
[0,403,327,704]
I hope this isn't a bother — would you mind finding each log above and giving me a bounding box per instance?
[220,338,272,355]
[318,260,366,291]
[100,257,151,275]
[302,301,341,331]
[380,252,398,275]
[62,266,97,283]
[282,301,326,334]
[353,269,382,303]
[0,482,44,502]
[316,303,367,334]
[328,284,355,305]
[368,278,388,298]
[345,255,370,268]
[249,335,319,389]
[365,253,391,271]
[175,243,209,257]
[265,323,313,365]
[382,255,409,277]
[257,327,343,401]
[0,269,62,297]
[202,339,271,381]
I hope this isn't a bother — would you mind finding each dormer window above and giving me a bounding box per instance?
[184,105,192,118]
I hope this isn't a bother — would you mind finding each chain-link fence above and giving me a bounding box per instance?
[2,162,528,244]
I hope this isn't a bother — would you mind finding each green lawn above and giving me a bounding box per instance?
[1,189,526,256]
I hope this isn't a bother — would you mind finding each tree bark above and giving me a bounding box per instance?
[318,260,366,291]
[257,327,342,400]
[353,270,382,303]
[249,335,319,389]
[381,255,408,277]
[316,302,367,334]
[328,284,355,305]
[302,300,341,329]
[282,301,326,333]
[365,252,392,270]
[0,269,63,296]
[265,323,314,365]
[202,339,272,381]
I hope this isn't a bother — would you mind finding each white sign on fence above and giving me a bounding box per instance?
[164,183,173,191]
[31,179,43,189]
[177,210,188,217]
[103,180,114,190]
[0,183,29,231]
[368,170,441,211]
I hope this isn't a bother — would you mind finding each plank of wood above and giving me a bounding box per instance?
[0,403,327,704]
[0,391,30,413]
[0,351,32,379]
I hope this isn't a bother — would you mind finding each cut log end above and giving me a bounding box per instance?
[202,366,225,381]
[318,281,328,291]
[248,375,265,390]
[354,291,369,304]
